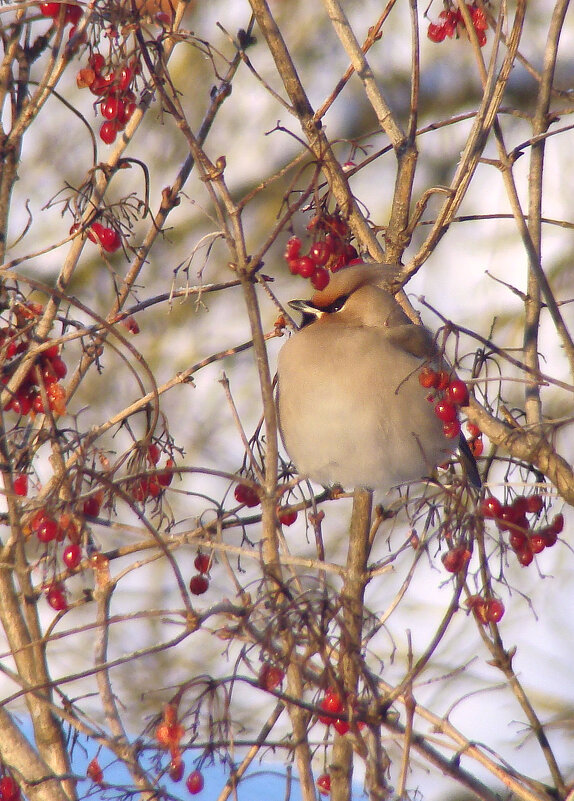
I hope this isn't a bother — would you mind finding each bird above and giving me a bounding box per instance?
[277,262,480,493]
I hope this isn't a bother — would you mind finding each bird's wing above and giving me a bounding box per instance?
[385,324,436,359]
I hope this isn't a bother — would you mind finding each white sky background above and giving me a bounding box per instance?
[2,1,574,799]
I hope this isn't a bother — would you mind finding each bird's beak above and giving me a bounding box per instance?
[288,299,323,329]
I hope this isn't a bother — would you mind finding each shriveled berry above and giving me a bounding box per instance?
[194,552,210,574]
[258,663,284,691]
[418,367,438,388]
[550,513,564,534]
[441,545,471,573]
[317,774,331,795]
[189,574,209,595]
[234,483,260,508]
[526,495,544,515]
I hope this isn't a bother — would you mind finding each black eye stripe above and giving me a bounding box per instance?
[325,294,350,313]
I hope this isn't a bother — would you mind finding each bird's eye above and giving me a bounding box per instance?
[327,294,349,313]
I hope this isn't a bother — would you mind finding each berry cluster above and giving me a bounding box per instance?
[283,214,359,291]
[427,3,488,46]
[155,705,205,792]
[0,775,21,801]
[129,444,175,502]
[465,421,484,458]
[70,220,122,253]
[481,494,563,566]
[76,52,138,144]
[466,594,505,624]
[189,551,210,595]
[2,302,67,419]
[317,687,364,737]
[418,368,470,440]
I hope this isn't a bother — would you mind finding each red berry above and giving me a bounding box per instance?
[418,367,438,388]
[550,513,564,534]
[466,422,481,438]
[89,53,106,73]
[445,379,469,407]
[436,370,450,391]
[320,689,343,717]
[40,2,61,17]
[158,458,175,487]
[98,227,122,252]
[13,474,28,497]
[317,774,331,795]
[0,776,21,801]
[147,443,161,464]
[101,96,120,120]
[258,663,284,691]
[529,534,546,554]
[294,256,316,279]
[284,236,302,260]
[480,496,502,519]
[50,355,67,379]
[63,543,82,569]
[309,241,331,267]
[186,770,204,795]
[168,756,185,782]
[509,530,527,551]
[83,492,103,517]
[485,598,505,623]
[540,526,558,548]
[37,517,58,543]
[87,757,104,785]
[311,267,330,291]
[333,718,350,735]
[189,574,209,595]
[64,4,82,25]
[441,545,471,573]
[99,121,118,144]
[118,65,133,91]
[278,507,298,526]
[470,437,484,457]
[194,552,210,574]
[234,483,260,508]
[46,582,68,611]
[434,400,457,423]
[428,22,447,42]
[516,543,534,566]
[511,496,529,517]
[526,495,544,515]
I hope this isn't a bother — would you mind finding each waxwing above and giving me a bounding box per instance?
[277,263,480,492]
